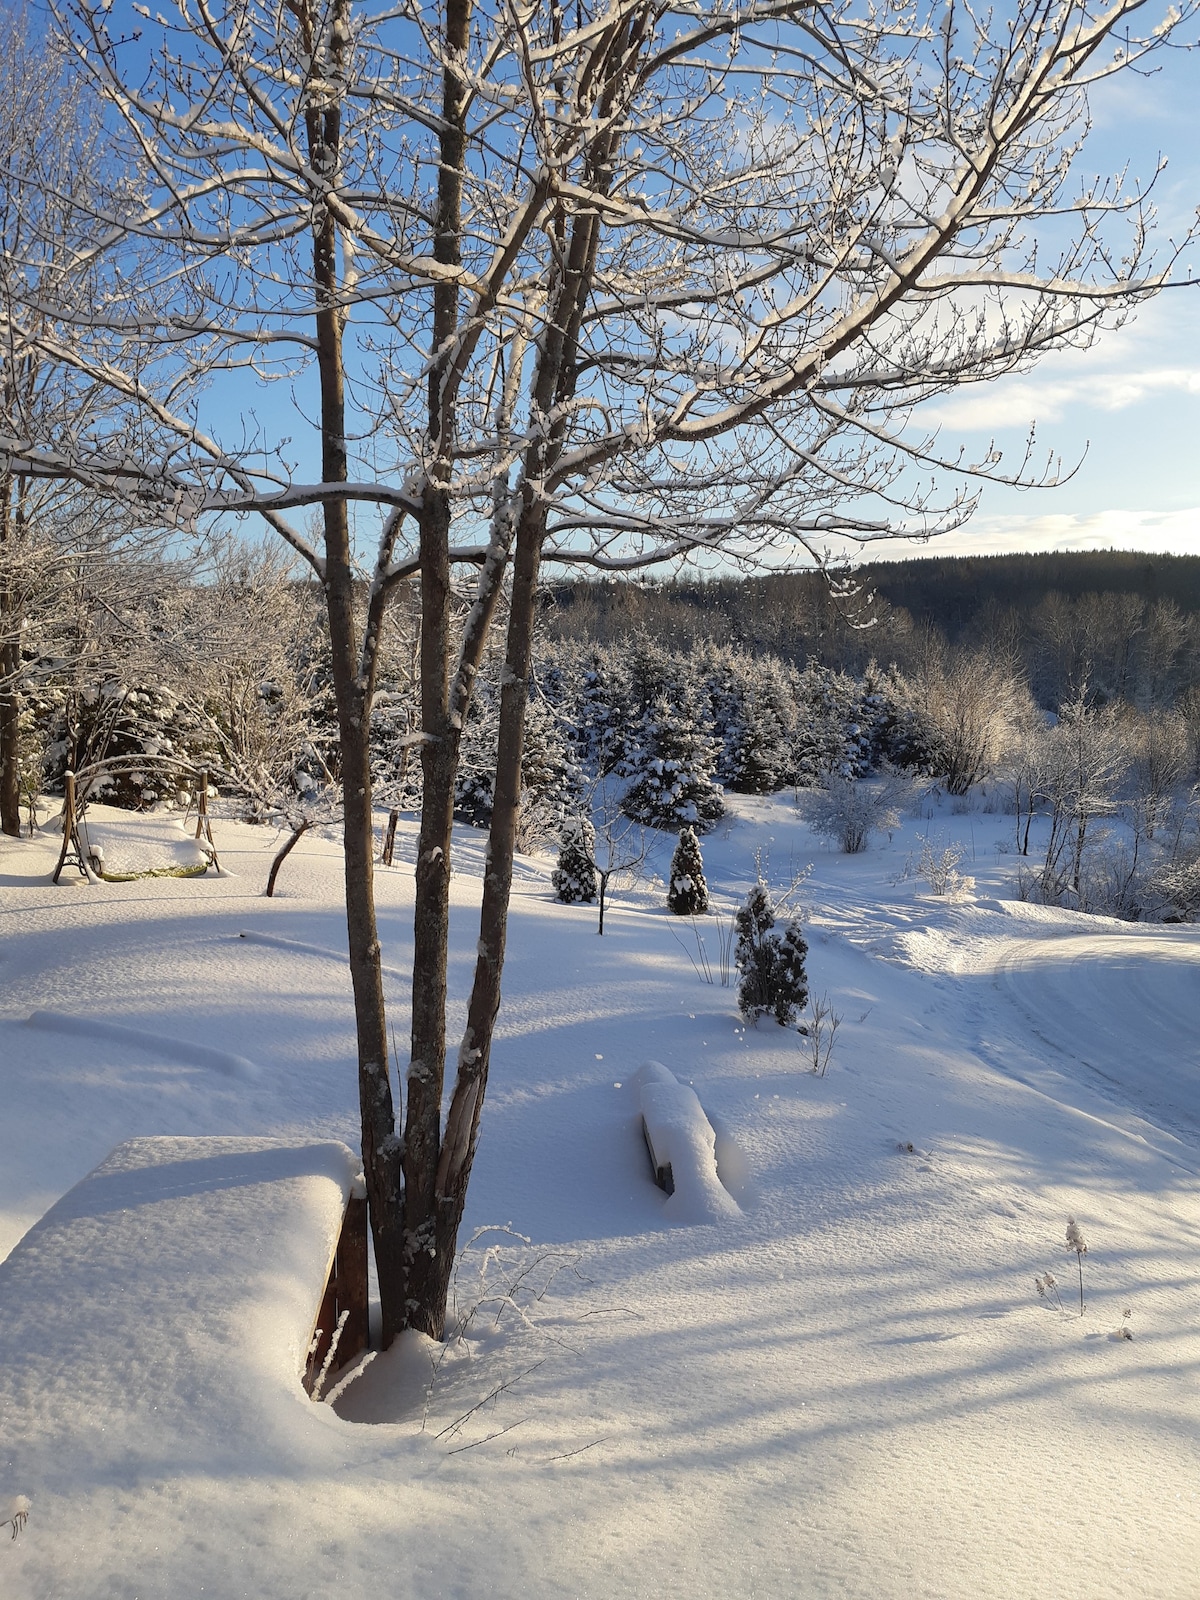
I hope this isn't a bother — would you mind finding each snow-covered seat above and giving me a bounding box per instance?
[636,1061,741,1223]
[0,1137,367,1533]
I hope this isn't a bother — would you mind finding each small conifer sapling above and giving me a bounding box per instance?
[734,882,777,1021]
[734,882,809,1027]
[667,826,709,915]
[552,816,597,904]
[772,921,810,1027]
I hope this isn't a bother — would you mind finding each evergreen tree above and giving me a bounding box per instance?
[723,656,796,793]
[454,683,579,840]
[667,826,708,914]
[734,882,777,1021]
[771,920,810,1027]
[621,695,724,832]
[452,685,498,826]
[552,815,597,903]
[573,647,629,775]
[793,665,871,786]
[734,883,809,1026]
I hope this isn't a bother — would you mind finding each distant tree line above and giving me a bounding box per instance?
[10,545,1200,925]
[542,552,1200,712]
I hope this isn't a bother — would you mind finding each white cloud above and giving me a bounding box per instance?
[884,505,1200,560]
[921,367,1200,432]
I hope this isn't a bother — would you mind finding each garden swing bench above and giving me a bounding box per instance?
[52,763,221,884]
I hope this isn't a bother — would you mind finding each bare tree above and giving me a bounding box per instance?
[1033,684,1131,902]
[916,644,1034,795]
[0,11,144,834]
[2,0,1194,1341]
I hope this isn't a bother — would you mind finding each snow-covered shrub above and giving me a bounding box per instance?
[804,775,907,853]
[918,837,975,897]
[734,883,809,1026]
[552,816,597,903]
[1022,688,1131,908]
[667,826,708,915]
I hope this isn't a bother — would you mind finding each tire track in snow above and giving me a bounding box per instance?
[993,928,1200,1146]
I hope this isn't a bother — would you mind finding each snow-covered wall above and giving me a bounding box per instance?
[0,1137,361,1549]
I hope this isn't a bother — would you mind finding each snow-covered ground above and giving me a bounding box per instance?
[2,794,1199,1598]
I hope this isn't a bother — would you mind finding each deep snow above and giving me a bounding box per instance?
[2,793,1199,1598]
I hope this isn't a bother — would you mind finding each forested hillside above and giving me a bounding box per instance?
[543,551,1200,707]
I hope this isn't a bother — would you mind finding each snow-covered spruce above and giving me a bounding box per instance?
[667,826,708,915]
[734,882,809,1027]
[620,695,724,833]
[552,815,598,904]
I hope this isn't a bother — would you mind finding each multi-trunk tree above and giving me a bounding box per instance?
[2,0,1193,1340]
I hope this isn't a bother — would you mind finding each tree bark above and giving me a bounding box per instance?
[0,476,21,836]
[265,820,312,897]
[300,0,405,1345]
[398,0,474,1343]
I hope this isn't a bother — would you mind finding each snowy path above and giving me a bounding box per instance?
[994,927,1200,1140]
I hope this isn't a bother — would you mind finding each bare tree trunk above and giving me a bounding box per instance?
[412,493,540,1327]
[0,477,21,837]
[300,0,405,1344]
[265,820,312,897]
[398,0,473,1344]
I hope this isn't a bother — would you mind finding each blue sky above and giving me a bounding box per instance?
[176,6,1197,571]
[891,39,1200,561]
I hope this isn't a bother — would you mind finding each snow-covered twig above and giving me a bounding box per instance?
[805,993,842,1077]
[1066,1217,1089,1316]
[311,1309,350,1402]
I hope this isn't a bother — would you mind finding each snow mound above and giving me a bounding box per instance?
[237,928,409,981]
[636,1060,741,1223]
[25,1008,260,1080]
[0,1137,360,1554]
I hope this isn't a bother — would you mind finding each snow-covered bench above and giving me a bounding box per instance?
[0,1136,368,1537]
[636,1061,741,1223]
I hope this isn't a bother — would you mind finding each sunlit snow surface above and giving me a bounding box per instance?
[1,796,1199,1598]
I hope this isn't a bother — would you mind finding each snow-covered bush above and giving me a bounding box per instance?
[552,816,597,903]
[918,837,975,897]
[804,775,907,853]
[734,883,809,1026]
[667,826,708,915]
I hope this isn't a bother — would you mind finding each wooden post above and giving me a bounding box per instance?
[303,1194,370,1398]
[381,807,399,866]
[51,771,87,884]
[193,769,220,872]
